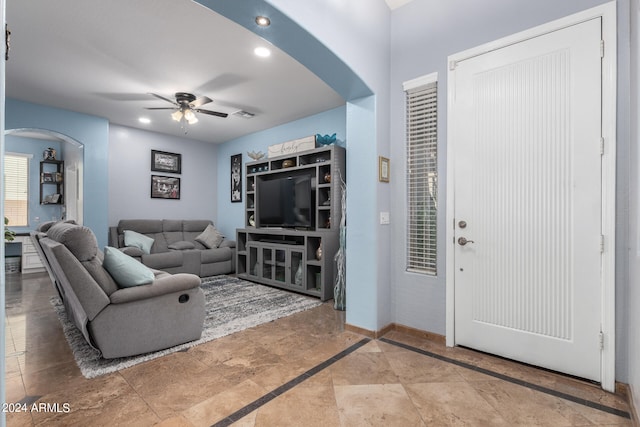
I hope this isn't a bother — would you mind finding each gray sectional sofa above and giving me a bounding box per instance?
[108,219,235,277]
[33,221,205,359]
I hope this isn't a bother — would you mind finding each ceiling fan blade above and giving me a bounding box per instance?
[145,107,178,110]
[195,108,228,118]
[190,96,213,108]
[148,92,178,106]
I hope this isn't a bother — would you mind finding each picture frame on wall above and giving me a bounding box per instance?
[231,153,242,203]
[379,156,390,183]
[151,150,181,174]
[151,175,180,199]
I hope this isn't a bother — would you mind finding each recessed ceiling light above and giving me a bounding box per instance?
[138,117,151,124]
[255,16,270,27]
[254,47,271,58]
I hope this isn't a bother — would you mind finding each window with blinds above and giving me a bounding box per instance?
[404,73,438,275]
[4,153,30,227]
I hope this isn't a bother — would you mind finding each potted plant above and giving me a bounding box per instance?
[4,217,16,242]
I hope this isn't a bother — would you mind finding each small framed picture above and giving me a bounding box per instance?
[379,156,390,183]
[151,150,181,174]
[231,154,242,203]
[151,175,180,199]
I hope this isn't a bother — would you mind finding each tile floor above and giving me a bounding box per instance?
[4,272,635,426]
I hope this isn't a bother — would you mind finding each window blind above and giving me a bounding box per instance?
[4,153,29,227]
[405,80,438,275]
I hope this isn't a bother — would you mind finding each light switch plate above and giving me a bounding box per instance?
[380,211,390,225]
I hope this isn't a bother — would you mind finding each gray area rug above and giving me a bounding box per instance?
[51,275,322,378]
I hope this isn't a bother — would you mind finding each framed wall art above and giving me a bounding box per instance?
[151,150,181,174]
[151,175,180,199]
[231,153,242,203]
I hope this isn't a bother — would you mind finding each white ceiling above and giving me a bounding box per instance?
[384,0,416,10]
[5,0,347,144]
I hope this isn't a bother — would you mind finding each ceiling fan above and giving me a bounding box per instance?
[146,92,228,126]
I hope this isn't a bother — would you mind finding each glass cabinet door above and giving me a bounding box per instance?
[288,249,304,289]
[262,247,274,280]
[274,248,286,284]
[247,245,259,278]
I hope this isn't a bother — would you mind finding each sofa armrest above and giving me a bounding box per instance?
[108,226,121,247]
[109,273,201,304]
[120,246,144,258]
[219,239,236,249]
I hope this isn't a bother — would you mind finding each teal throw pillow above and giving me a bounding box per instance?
[124,230,154,254]
[103,246,155,288]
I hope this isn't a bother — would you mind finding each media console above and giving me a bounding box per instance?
[236,145,346,301]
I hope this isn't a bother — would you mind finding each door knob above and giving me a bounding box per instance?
[458,237,475,246]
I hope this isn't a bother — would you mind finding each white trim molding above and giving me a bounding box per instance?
[403,72,438,91]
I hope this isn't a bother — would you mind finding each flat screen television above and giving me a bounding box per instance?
[257,174,313,229]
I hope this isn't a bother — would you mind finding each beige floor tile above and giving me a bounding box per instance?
[5,409,34,427]
[470,379,596,426]
[181,379,268,427]
[153,415,197,427]
[22,360,82,396]
[30,373,160,426]
[254,384,341,427]
[405,381,510,426]
[334,383,426,426]
[328,351,400,386]
[230,411,257,427]
[119,352,234,420]
[385,349,467,384]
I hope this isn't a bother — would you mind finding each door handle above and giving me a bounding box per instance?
[458,237,475,246]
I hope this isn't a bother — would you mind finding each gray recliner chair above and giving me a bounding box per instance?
[35,221,205,359]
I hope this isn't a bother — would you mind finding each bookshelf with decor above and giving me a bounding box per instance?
[40,160,64,205]
[236,145,345,301]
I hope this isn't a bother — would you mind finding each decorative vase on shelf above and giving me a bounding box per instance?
[316,242,322,260]
[324,172,331,183]
[43,147,57,160]
[247,151,265,161]
[315,133,336,146]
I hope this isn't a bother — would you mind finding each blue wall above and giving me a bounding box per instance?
[5,99,110,247]
[216,106,346,239]
[108,125,218,227]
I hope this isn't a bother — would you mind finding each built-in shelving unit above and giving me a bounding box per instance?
[237,145,345,301]
[40,160,64,205]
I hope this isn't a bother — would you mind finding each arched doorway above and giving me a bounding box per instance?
[5,128,84,227]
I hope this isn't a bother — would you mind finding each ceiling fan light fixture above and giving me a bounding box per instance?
[171,110,183,122]
[184,109,198,124]
[146,92,228,128]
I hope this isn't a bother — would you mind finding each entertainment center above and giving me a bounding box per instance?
[236,145,346,301]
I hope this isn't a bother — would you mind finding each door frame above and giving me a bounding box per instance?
[445,2,617,391]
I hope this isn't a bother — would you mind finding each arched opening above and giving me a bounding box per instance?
[4,128,84,228]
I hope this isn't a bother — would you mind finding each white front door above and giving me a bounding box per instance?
[450,17,603,381]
